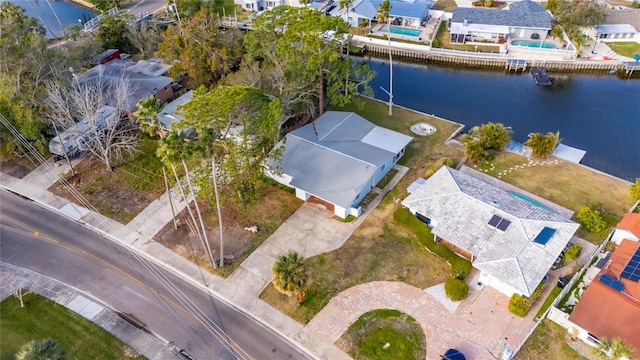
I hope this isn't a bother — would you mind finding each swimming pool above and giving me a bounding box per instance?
[511,40,556,49]
[509,191,554,212]
[379,25,422,37]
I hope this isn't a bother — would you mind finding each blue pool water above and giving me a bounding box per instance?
[511,40,556,49]
[379,25,422,37]
[509,191,554,212]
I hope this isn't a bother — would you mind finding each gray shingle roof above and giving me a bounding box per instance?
[402,167,579,296]
[605,9,640,31]
[268,112,412,209]
[353,0,432,20]
[451,0,552,29]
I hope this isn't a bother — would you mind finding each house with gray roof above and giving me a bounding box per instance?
[592,10,640,42]
[402,166,579,297]
[265,111,412,219]
[449,0,552,44]
[345,0,433,27]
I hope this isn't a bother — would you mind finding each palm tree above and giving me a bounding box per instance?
[526,131,561,158]
[134,96,162,137]
[16,339,65,360]
[272,250,307,296]
[339,0,354,94]
[376,0,393,116]
[157,131,216,268]
[592,337,636,360]
[462,134,489,163]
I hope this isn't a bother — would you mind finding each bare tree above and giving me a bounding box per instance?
[3,273,31,307]
[45,71,140,172]
[127,22,162,58]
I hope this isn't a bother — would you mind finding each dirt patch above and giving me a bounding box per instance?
[154,182,302,277]
[49,154,165,224]
[0,155,37,179]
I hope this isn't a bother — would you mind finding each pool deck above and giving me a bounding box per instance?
[459,166,575,219]
[371,23,431,44]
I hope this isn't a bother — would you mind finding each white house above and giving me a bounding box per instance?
[402,166,579,297]
[264,111,412,219]
[344,0,432,28]
[449,0,552,44]
[593,9,640,43]
[611,213,640,245]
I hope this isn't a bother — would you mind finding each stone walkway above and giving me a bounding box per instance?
[307,280,537,360]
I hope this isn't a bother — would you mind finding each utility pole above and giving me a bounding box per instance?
[212,155,225,268]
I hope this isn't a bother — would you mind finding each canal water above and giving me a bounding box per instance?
[8,0,96,39]
[364,58,640,181]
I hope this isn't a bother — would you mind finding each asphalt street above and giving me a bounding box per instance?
[0,189,307,360]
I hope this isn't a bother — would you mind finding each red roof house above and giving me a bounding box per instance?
[611,213,640,245]
[569,239,640,358]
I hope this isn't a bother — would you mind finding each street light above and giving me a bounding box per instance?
[591,29,599,54]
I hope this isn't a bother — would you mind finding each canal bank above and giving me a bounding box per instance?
[362,57,640,181]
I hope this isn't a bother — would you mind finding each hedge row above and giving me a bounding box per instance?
[393,208,473,278]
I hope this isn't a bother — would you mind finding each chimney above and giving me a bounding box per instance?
[463,18,468,27]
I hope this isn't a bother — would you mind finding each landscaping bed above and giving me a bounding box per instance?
[259,98,464,324]
[476,152,634,244]
[49,138,166,224]
[1,294,143,360]
[336,309,426,360]
[154,179,302,277]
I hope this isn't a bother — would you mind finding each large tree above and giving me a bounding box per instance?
[551,0,605,45]
[177,85,283,206]
[97,14,135,53]
[244,6,373,117]
[156,9,244,88]
[468,122,511,151]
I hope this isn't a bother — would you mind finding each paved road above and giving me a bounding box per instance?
[0,190,306,360]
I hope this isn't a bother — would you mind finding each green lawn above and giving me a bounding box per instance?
[606,42,640,58]
[259,97,464,324]
[209,0,252,19]
[336,309,426,360]
[516,319,585,360]
[1,295,143,360]
[535,286,562,320]
[477,153,634,244]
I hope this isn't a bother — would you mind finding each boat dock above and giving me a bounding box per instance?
[531,67,552,86]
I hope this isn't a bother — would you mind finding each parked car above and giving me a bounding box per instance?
[557,276,571,288]
[552,255,563,270]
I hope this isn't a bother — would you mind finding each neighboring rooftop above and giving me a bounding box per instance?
[605,9,640,31]
[617,213,640,238]
[352,0,433,19]
[451,0,551,28]
[595,23,638,34]
[268,112,412,209]
[157,91,193,130]
[569,239,640,359]
[402,167,579,296]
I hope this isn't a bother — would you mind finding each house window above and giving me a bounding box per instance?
[348,17,353,21]
[587,333,600,344]
[381,163,386,171]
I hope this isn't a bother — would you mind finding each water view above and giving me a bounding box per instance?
[365,58,640,181]
[8,0,96,39]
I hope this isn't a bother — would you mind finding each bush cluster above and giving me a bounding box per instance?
[508,281,546,317]
[393,208,472,278]
[577,206,607,233]
[563,243,582,264]
[444,278,469,301]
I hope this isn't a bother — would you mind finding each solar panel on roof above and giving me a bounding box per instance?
[620,247,640,282]
[533,227,557,245]
[497,219,511,231]
[488,215,501,227]
[600,274,625,291]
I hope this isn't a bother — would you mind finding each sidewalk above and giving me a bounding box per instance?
[0,161,408,359]
[0,262,180,360]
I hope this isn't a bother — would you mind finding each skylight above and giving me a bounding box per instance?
[533,227,556,245]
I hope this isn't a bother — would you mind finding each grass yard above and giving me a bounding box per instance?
[476,152,634,244]
[433,21,501,53]
[50,137,166,224]
[606,42,640,58]
[0,295,143,360]
[209,0,253,19]
[515,319,585,360]
[535,286,562,320]
[336,309,427,360]
[432,0,457,11]
[259,97,464,324]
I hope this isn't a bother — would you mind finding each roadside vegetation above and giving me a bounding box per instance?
[1,294,143,360]
[477,152,633,244]
[259,98,464,323]
[336,309,427,360]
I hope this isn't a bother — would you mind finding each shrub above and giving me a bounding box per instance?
[605,241,616,252]
[393,208,472,278]
[432,38,441,48]
[508,294,531,317]
[444,278,469,301]
[577,206,607,232]
[563,243,582,264]
[424,157,454,179]
[484,0,492,7]
[630,178,640,202]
